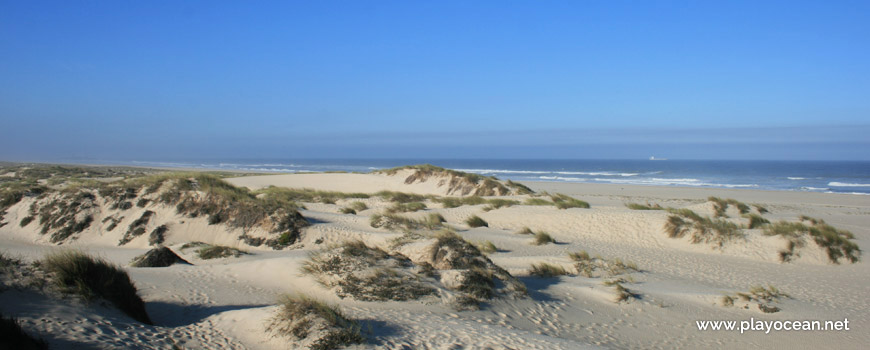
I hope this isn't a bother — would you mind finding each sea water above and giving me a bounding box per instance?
[104,159,870,195]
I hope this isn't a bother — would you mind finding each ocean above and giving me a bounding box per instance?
[107,159,870,195]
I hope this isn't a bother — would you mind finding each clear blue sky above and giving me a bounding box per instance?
[1,1,868,161]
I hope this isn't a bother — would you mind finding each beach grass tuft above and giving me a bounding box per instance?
[42,251,152,324]
[465,215,488,228]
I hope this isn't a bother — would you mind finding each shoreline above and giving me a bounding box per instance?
[4,160,870,198]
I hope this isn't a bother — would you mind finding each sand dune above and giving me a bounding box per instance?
[1,170,867,349]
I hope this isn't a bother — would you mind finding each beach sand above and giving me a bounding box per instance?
[1,171,867,349]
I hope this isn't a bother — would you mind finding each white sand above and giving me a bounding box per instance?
[2,173,868,349]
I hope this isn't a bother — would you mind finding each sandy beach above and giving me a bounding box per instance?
[1,168,867,349]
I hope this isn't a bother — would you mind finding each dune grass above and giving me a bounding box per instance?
[475,240,498,254]
[708,197,753,217]
[569,251,639,277]
[549,193,590,209]
[378,164,513,196]
[528,263,569,277]
[523,198,553,206]
[42,251,152,324]
[515,226,534,235]
[664,208,744,247]
[481,199,520,212]
[606,279,640,303]
[270,294,364,350]
[434,196,487,208]
[745,214,770,229]
[763,217,860,264]
[532,231,556,245]
[385,201,427,214]
[725,285,789,313]
[0,313,48,350]
[625,202,664,210]
[465,215,488,228]
[197,245,247,259]
[339,207,357,214]
[370,213,445,231]
[348,201,368,212]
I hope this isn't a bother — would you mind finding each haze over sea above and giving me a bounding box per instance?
[85,158,870,196]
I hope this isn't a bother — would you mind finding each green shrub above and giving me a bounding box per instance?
[43,251,152,324]
[465,215,488,228]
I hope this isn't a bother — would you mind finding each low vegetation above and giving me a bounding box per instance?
[370,213,445,231]
[269,294,364,350]
[348,201,368,212]
[523,198,553,206]
[42,251,152,324]
[515,226,534,235]
[569,251,639,278]
[301,241,438,302]
[481,199,520,212]
[196,245,247,260]
[745,214,770,229]
[528,263,569,277]
[0,313,49,350]
[532,231,556,245]
[625,202,664,210]
[385,201,427,214]
[475,240,498,254]
[722,285,789,313]
[708,197,754,217]
[378,164,516,196]
[664,208,744,247]
[603,278,640,303]
[549,193,590,209]
[465,215,488,228]
[763,217,860,264]
[129,247,191,267]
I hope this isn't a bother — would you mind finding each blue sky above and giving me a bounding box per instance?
[1,1,868,161]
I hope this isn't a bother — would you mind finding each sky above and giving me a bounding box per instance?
[1,0,868,161]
